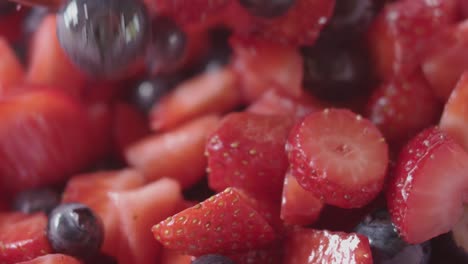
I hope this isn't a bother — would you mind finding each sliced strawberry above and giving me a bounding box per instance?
[230,37,303,103]
[0,7,27,43]
[152,187,276,256]
[387,127,468,244]
[26,15,87,99]
[17,254,81,264]
[366,73,442,148]
[286,109,389,208]
[62,169,145,258]
[150,68,241,131]
[0,212,52,263]
[109,178,183,264]
[87,103,114,161]
[280,170,324,226]
[0,89,94,194]
[206,112,294,202]
[113,103,150,159]
[368,0,458,80]
[247,90,325,120]
[440,71,468,151]
[160,249,193,264]
[283,228,372,264]
[126,114,220,189]
[0,37,24,96]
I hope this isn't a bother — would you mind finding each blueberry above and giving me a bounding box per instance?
[329,0,375,34]
[146,16,187,74]
[47,203,104,260]
[355,209,431,264]
[0,2,16,15]
[238,0,296,18]
[197,27,232,73]
[56,0,150,78]
[13,188,60,214]
[192,254,235,264]
[131,75,180,113]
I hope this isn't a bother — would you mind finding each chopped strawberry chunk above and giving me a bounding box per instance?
[152,187,276,256]
[286,109,389,208]
[387,127,468,244]
[206,112,294,202]
[87,103,114,161]
[283,228,372,264]
[17,254,81,264]
[440,71,468,151]
[0,213,52,263]
[0,38,24,96]
[127,115,220,188]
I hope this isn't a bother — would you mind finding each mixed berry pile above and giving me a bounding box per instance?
[0,0,467,263]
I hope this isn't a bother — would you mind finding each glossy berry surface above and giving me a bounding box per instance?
[192,254,235,264]
[47,203,104,260]
[326,0,375,36]
[12,188,60,214]
[238,0,296,18]
[131,75,179,114]
[56,0,149,78]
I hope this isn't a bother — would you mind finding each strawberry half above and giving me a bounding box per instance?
[283,228,372,264]
[206,112,294,202]
[17,254,81,264]
[0,212,52,263]
[152,187,276,256]
[286,109,389,208]
[387,127,468,244]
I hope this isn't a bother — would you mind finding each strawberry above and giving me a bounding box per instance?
[126,114,220,189]
[26,15,87,99]
[150,68,241,131]
[0,7,27,43]
[86,103,114,161]
[0,212,52,263]
[109,178,183,264]
[247,90,325,120]
[283,228,372,264]
[0,89,94,194]
[387,127,468,244]
[152,187,276,256]
[160,249,193,264]
[17,254,81,264]
[0,37,24,96]
[280,170,324,226]
[368,0,458,80]
[440,71,468,151]
[62,169,145,258]
[230,37,303,103]
[366,73,442,148]
[206,112,294,202]
[286,109,389,208]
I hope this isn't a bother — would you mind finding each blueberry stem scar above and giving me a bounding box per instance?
[8,0,62,9]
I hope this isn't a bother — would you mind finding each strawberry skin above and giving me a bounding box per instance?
[17,254,81,264]
[0,213,52,263]
[287,109,389,208]
[283,228,372,264]
[152,187,276,256]
[206,112,294,202]
[387,127,468,244]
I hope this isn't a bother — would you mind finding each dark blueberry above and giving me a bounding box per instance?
[13,188,60,214]
[330,0,375,33]
[131,74,181,113]
[56,0,150,78]
[238,0,295,18]
[84,253,118,264]
[23,7,49,39]
[302,41,375,102]
[47,203,104,260]
[0,2,16,15]
[198,27,232,72]
[192,254,235,264]
[430,232,468,264]
[146,16,187,74]
[355,209,431,264]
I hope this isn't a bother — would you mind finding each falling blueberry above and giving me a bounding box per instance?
[47,203,104,260]
[13,188,60,214]
[131,74,181,114]
[238,0,296,18]
[192,254,235,264]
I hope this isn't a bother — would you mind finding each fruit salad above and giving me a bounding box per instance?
[0,0,467,263]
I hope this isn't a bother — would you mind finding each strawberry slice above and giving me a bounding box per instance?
[206,112,294,202]
[127,114,219,189]
[0,212,52,263]
[0,7,27,43]
[283,228,372,264]
[368,0,458,80]
[109,178,183,264]
[0,37,24,96]
[230,37,303,103]
[152,187,276,256]
[286,109,389,208]
[17,254,81,264]
[150,68,241,131]
[280,170,324,226]
[0,89,94,194]
[387,127,468,244]
[440,71,468,151]
[87,103,114,161]
[366,73,442,148]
